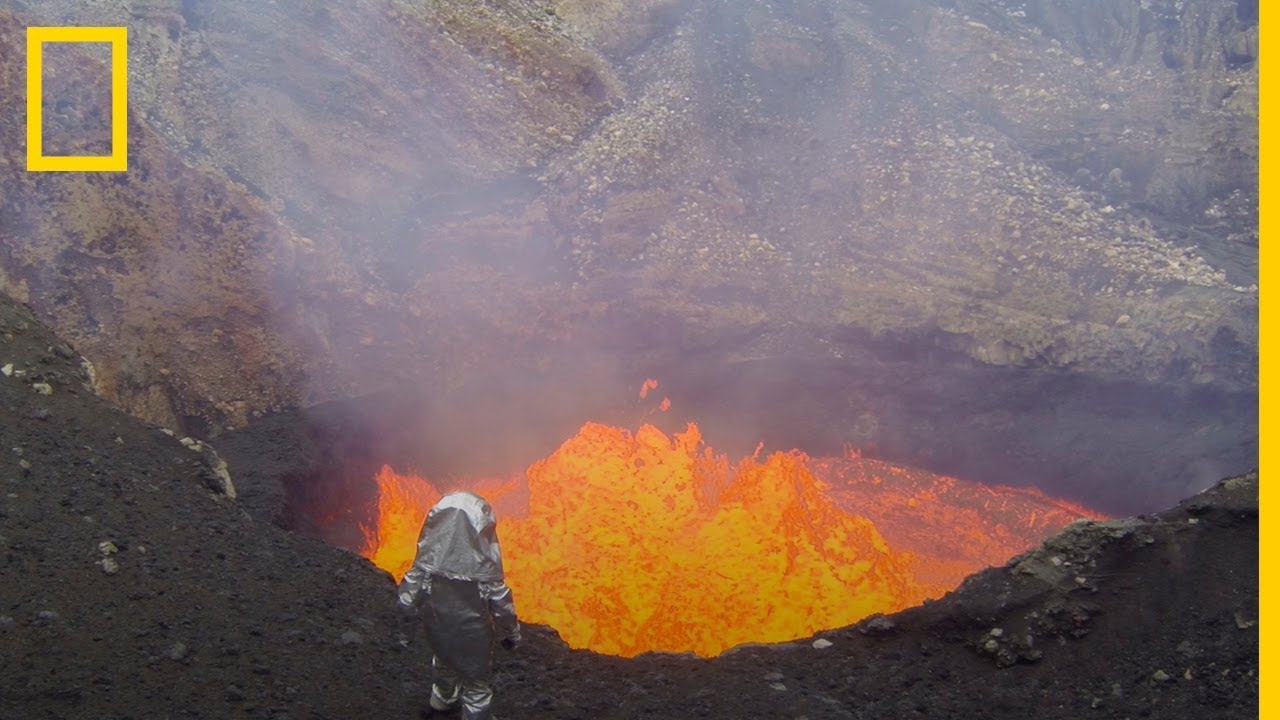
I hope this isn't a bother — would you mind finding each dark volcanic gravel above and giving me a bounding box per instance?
[0,296,1258,719]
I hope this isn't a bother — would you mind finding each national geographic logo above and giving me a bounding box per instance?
[26,26,127,172]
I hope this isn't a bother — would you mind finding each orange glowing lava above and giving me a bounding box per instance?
[358,422,1099,658]
[359,465,439,580]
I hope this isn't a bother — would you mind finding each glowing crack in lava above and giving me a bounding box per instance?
[358,423,1099,657]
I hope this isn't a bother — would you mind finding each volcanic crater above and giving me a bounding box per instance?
[0,0,1259,717]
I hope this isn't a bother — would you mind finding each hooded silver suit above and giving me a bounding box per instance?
[398,492,520,720]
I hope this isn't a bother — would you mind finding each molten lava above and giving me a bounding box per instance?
[812,455,1100,594]
[504,422,929,657]
[357,422,1100,658]
[360,465,439,580]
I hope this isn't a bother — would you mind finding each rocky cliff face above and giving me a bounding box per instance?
[0,0,1256,510]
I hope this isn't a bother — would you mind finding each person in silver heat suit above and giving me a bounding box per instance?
[397,491,521,720]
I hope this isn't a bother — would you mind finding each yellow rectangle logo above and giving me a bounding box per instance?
[26,26,128,172]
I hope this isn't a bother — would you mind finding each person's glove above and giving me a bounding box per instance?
[396,598,418,619]
[500,635,519,651]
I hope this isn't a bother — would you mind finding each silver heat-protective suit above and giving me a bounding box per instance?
[397,491,520,720]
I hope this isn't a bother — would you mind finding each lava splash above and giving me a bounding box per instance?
[358,422,1098,657]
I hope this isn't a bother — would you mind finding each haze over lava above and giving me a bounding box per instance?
[0,0,1256,518]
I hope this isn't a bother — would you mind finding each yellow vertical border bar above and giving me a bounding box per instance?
[110,26,128,171]
[24,28,43,171]
[25,26,128,172]
[1262,0,1273,717]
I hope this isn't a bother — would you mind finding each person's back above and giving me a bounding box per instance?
[398,492,520,720]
